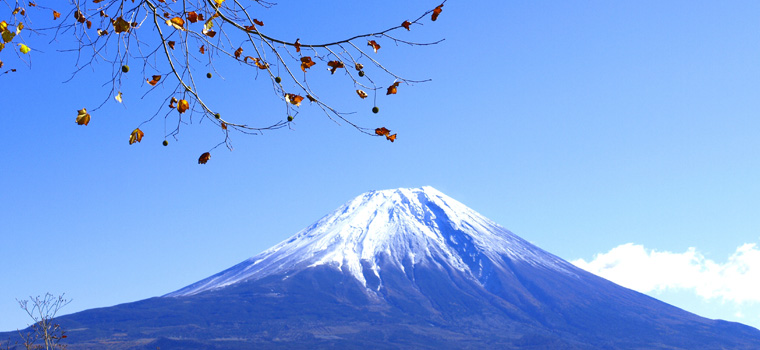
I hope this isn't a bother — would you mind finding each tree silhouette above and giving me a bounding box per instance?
[1,0,446,163]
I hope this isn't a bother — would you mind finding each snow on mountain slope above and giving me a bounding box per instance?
[166,186,577,297]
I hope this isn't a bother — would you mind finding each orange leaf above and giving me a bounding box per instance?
[221,121,227,130]
[367,40,380,53]
[169,97,178,109]
[244,25,256,31]
[168,41,175,49]
[199,45,205,54]
[253,19,264,26]
[53,10,60,20]
[129,128,144,145]
[177,99,189,113]
[386,133,397,142]
[401,20,411,30]
[76,108,91,126]
[431,4,443,21]
[147,75,161,86]
[244,56,269,69]
[234,47,243,59]
[327,60,344,74]
[198,152,211,164]
[375,127,390,136]
[285,93,304,106]
[294,38,301,52]
[186,11,199,23]
[166,17,185,31]
[386,81,400,95]
[300,56,316,72]
[356,90,368,99]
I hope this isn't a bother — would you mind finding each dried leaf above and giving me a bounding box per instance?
[147,74,161,86]
[355,63,364,71]
[74,10,86,24]
[168,40,175,49]
[18,43,30,54]
[401,20,411,30]
[386,133,397,142]
[202,28,216,37]
[244,56,269,69]
[96,29,108,36]
[234,47,243,59]
[367,40,380,53]
[76,108,91,126]
[199,45,205,54]
[327,60,344,74]
[169,97,178,109]
[166,17,185,31]
[432,4,443,21]
[113,17,130,33]
[253,19,264,26]
[186,11,199,23]
[2,29,15,43]
[53,10,61,20]
[86,20,92,29]
[300,56,315,72]
[198,152,211,164]
[115,91,123,103]
[221,121,227,130]
[294,38,301,52]
[356,90,368,99]
[375,127,390,136]
[177,99,189,113]
[129,128,144,145]
[285,93,304,106]
[386,81,400,95]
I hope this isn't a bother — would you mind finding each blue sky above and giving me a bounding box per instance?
[3,0,760,331]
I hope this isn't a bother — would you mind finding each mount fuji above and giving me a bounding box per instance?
[4,187,760,349]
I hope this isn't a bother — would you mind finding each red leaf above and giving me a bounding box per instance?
[431,4,443,21]
[401,20,411,30]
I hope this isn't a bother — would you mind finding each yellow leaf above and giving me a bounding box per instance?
[0,21,7,33]
[177,99,189,113]
[129,128,144,145]
[214,0,224,7]
[115,92,123,103]
[18,44,30,54]
[76,108,91,126]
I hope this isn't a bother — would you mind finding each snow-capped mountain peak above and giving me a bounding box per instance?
[167,186,575,297]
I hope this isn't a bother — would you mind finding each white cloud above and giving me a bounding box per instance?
[572,242,760,304]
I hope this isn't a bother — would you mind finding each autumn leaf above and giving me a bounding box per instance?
[113,17,130,33]
[0,21,7,33]
[234,47,243,59]
[375,127,390,136]
[198,152,211,164]
[169,97,178,109]
[53,11,60,20]
[401,20,411,30]
[221,121,227,130]
[168,41,175,49]
[367,40,381,53]
[386,81,400,95]
[147,75,161,86]
[214,0,224,7]
[285,93,304,106]
[86,20,92,29]
[97,29,108,36]
[356,90,368,99]
[199,45,206,54]
[74,10,86,24]
[202,28,216,37]
[294,38,301,52]
[18,43,30,54]
[76,108,91,126]
[166,17,185,31]
[115,91,123,103]
[355,63,364,71]
[129,128,144,145]
[15,22,23,35]
[244,56,269,69]
[300,56,315,72]
[253,19,264,26]
[432,4,443,21]
[327,60,344,74]
[186,11,199,23]
[2,29,15,43]
[177,99,189,113]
